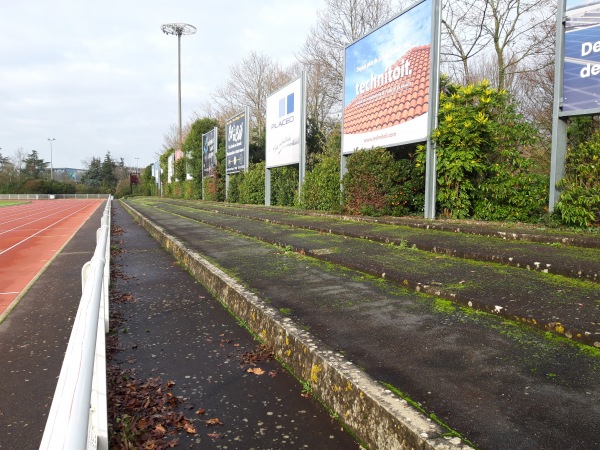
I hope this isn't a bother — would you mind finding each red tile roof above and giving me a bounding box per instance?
[344,44,430,135]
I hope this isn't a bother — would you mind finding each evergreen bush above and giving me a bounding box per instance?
[238,162,265,204]
[555,131,600,227]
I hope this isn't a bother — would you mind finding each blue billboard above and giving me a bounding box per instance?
[562,0,600,113]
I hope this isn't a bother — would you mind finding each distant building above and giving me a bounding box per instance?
[53,168,87,182]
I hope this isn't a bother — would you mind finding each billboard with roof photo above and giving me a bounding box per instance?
[562,0,600,114]
[342,0,432,154]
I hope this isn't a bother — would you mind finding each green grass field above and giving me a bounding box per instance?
[0,200,29,207]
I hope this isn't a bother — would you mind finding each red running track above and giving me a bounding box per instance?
[0,199,104,317]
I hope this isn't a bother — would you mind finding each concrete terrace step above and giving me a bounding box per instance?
[140,198,600,348]
[120,197,600,450]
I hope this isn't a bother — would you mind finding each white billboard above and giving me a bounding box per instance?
[342,0,432,154]
[266,76,303,168]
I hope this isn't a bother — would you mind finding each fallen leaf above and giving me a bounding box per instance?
[205,418,224,426]
[207,432,223,438]
[269,370,277,378]
[195,408,206,415]
[184,423,197,434]
[247,367,266,375]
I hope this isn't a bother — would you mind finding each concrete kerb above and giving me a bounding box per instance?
[120,201,473,450]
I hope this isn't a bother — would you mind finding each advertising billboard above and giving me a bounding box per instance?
[342,0,432,154]
[153,161,160,183]
[202,127,218,178]
[562,0,600,114]
[266,76,303,168]
[226,109,248,174]
[167,153,174,183]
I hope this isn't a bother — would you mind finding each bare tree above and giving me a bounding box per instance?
[479,0,555,91]
[10,149,26,181]
[161,123,180,156]
[441,0,490,84]
[209,51,291,143]
[297,0,410,115]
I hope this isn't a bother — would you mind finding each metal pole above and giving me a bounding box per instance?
[424,0,442,219]
[549,0,568,211]
[161,23,195,161]
[48,138,55,180]
[178,32,182,156]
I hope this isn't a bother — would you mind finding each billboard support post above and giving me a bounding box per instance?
[265,168,271,206]
[550,0,568,211]
[424,0,442,219]
[298,72,307,199]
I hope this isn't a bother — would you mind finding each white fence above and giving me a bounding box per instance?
[40,197,112,450]
[0,194,110,200]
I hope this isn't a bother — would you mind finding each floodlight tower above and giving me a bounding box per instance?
[48,138,56,180]
[161,23,196,158]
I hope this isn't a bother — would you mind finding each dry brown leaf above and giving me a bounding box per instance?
[207,432,223,438]
[247,367,265,375]
[205,418,224,426]
[195,408,206,415]
[184,423,197,434]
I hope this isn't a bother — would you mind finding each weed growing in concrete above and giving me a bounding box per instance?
[381,382,475,447]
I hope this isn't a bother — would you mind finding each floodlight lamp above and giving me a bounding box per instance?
[161,23,196,36]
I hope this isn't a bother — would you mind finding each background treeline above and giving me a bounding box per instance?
[0,150,144,198]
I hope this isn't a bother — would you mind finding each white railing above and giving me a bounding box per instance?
[40,196,112,450]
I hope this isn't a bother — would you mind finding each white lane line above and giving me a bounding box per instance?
[0,201,72,224]
[0,204,92,256]
[0,203,90,234]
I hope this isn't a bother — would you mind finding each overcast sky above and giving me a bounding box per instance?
[0,0,324,170]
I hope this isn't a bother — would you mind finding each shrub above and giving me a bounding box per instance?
[271,165,298,206]
[555,131,600,227]
[426,79,541,219]
[227,172,242,203]
[473,149,549,221]
[238,162,265,205]
[342,148,413,215]
[174,157,186,182]
[299,150,341,212]
[203,175,219,201]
